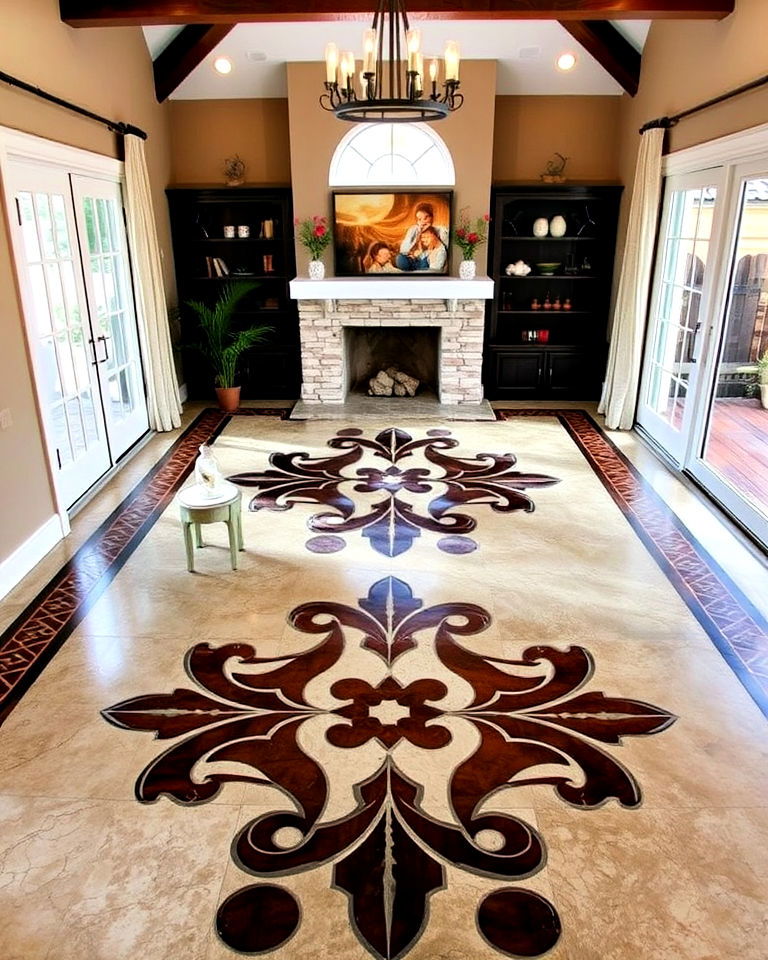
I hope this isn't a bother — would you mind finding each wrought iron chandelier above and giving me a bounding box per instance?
[320,0,462,123]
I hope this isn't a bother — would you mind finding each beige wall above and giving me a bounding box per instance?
[168,99,291,185]
[286,60,497,275]
[493,96,621,183]
[0,0,173,562]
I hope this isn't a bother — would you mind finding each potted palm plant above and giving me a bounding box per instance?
[186,280,273,412]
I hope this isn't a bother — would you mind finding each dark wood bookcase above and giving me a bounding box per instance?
[485,183,623,399]
[166,186,300,400]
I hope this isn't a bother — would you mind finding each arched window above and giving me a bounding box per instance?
[329,122,455,186]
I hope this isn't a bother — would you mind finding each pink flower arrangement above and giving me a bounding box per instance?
[452,209,490,260]
[296,214,333,261]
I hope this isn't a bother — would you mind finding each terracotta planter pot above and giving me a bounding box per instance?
[215,386,241,413]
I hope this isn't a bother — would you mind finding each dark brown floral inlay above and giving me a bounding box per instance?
[228,427,560,557]
[103,576,675,959]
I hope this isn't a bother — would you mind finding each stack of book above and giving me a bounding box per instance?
[205,256,229,277]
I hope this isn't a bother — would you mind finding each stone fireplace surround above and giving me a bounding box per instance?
[289,277,494,409]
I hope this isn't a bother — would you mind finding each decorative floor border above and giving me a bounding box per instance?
[0,407,766,726]
[498,409,768,715]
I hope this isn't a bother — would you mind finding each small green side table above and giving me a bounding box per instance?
[178,482,244,572]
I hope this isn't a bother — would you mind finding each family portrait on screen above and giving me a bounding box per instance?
[332,192,452,277]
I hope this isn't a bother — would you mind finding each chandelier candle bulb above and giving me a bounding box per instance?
[362,29,377,74]
[406,28,421,71]
[414,52,424,95]
[325,42,339,83]
[444,41,460,81]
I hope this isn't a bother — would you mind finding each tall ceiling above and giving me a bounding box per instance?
[59,2,734,103]
[142,19,651,99]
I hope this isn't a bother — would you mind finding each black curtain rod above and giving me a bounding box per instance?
[0,70,147,140]
[640,71,768,134]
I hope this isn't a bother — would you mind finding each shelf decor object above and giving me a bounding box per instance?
[320,0,462,123]
[485,183,623,400]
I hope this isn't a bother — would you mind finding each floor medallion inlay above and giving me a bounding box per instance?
[228,426,560,557]
[102,576,675,959]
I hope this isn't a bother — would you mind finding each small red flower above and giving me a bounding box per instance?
[456,228,466,239]
[314,224,326,237]
[467,232,479,244]
[483,213,490,222]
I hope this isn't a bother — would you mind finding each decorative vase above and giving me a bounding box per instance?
[215,385,241,413]
[459,260,476,280]
[533,217,549,238]
[761,383,768,410]
[309,259,325,280]
[194,444,223,497]
[549,215,567,238]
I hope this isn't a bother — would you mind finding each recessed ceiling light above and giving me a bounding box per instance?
[213,56,233,75]
[556,52,577,72]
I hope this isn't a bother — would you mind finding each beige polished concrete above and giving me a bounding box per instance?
[0,405,766,959]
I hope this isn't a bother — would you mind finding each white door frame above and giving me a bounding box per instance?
[637,121,768,547]
[636,167,728,464]
[0,126,136,529]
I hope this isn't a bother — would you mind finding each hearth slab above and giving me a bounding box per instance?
[290,396,496,421]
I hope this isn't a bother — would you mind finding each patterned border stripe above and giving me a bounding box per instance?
[497,409,768,715]
[0,409,233,723]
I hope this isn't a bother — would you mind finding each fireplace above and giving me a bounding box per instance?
[344,326,439,398]
[289,276,494,412]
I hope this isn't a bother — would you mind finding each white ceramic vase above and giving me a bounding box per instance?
[532,217,549,238]
[308,259,325,280]
[549,215,567,237]
[459,260,476,280]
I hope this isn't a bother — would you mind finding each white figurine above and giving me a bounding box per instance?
[506,260,532,276]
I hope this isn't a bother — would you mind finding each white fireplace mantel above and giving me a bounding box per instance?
[290,275,494,309]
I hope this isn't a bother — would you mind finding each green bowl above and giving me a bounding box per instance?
[536,262,562,275]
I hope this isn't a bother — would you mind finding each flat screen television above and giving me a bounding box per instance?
[332,190,453,277]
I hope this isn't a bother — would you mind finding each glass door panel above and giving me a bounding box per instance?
[637,171,723,463]
[9,164,111,508]
[71,176,148,459]
[690,171,768,544]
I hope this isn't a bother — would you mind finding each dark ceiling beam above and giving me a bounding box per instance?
[559,20,641,96]
[60,1,735,28]
[153,24,233,102]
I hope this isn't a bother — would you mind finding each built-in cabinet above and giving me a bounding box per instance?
[485,183,623,399]
[166,186,300,399]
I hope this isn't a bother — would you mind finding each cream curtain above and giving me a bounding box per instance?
[599,126,665,430]
[123,134,182,432]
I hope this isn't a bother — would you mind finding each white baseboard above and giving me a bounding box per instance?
[0,514,64,601]
[178,382,188,403]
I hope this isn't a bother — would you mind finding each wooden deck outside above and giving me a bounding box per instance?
[704,398,768,512]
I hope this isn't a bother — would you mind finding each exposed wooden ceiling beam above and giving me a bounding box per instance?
[153,24,233,102]
[559,20,641,96]
[60,1,735,28]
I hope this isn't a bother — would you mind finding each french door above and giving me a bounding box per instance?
[636,169,726,463]
[686,162,768,547]
[5,161,148,509]
[638,154,768,548]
